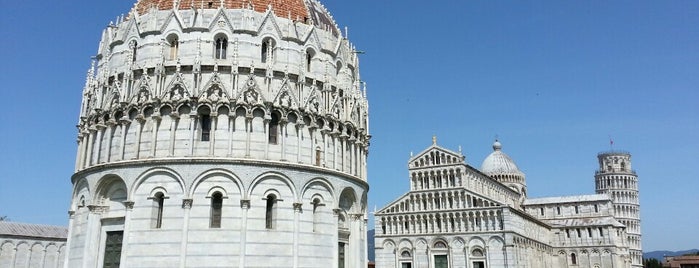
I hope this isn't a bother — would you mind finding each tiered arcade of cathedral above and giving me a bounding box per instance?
[67,0,369,267]
[374,139,642,268]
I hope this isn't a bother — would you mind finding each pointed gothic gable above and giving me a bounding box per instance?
[328,92,343,120]
[120,16,142,42]
[199,72,230,103]
[131,72,153,104]
[161,71,191,103]
[335,40,350,62]
[103,83,122,110]
[408,144,465,169]
[301,26,323,51]
[237,75,264,105]
[159,9,185,33]
[256,10,284,38]
[303,84,323,114]
[207,8,236,32]
[272,79,300,109]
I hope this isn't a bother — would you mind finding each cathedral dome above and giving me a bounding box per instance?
[481,140,524,177]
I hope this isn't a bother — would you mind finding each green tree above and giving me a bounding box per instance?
[643,258,662,268]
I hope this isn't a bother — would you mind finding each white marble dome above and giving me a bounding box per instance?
[481,140,524,176]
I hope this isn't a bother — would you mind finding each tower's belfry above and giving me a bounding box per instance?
[595,151,642,267]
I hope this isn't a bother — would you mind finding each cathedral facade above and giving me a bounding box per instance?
[374,139,641,268]
[66,1,369,267]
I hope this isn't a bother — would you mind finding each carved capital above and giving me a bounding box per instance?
[293,202,303,212]
[87,205,109,214]
[333,208,343,216]
[350,213,364,221]
[182,198,193,209]
[68,210,76,218]
[123,201,135,210]
[240,199,251,209]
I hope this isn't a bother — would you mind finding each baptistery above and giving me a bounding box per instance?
[67,1,369,267]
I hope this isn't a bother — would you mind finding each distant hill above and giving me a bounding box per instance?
[643,249,698,261]
[368,229,375,261]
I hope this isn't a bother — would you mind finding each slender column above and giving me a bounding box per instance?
[134,117,145,159]
[120,201,135,267]
[85,128,96,167]
[94,124,105,163]
[332,135,338,170]
[210,113,218,156]
[188,114,196,155]
[169,114,178,156]
[245,117,252,157]
[239,200,250,268]
[179,199,193,268]
[228,115,234,156]
[332,209,341,268]
[62,211,76,268]
[295,122,302,163]
[264,118,270,159]
[280,121,288,161]
[75,134,84,171]
[105,122,116,162]
[83,206,106,268]
[322,131,328,167]
[151,115,161,157]
[119,119,130,160]
[293,202,302,268]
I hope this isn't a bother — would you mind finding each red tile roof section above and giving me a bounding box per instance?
[136,0,310,22]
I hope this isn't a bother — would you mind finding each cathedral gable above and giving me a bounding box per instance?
[257,10,284,39]
[199,72,230,103]
[207,8,236,32]
[272,79,300,110]
[408,145,464,169]
[160,10,185,33]
[236,75,265,105]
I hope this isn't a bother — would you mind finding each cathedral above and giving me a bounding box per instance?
[374,139,642,268]
[66,0,369,267]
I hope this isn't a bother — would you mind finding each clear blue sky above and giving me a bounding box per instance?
[0,0,697,251]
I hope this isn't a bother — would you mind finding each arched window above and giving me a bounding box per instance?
[210,192,223,228]
[571,253,577,265]
[215,35,228,59]
[152,192,165,228]
[199,107,211,141]
[268,112,279,144]
[265,194,277,229]
[168,35,179,60]
[312,198,322,232]
[306,49,314,72]
[261,38,275,63]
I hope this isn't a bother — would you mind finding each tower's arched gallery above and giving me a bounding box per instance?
[66,0,369,267]
[374,139,642,268]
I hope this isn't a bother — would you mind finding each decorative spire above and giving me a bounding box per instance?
[432,135,437,145]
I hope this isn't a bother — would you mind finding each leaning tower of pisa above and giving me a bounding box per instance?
[595,151,642,267]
